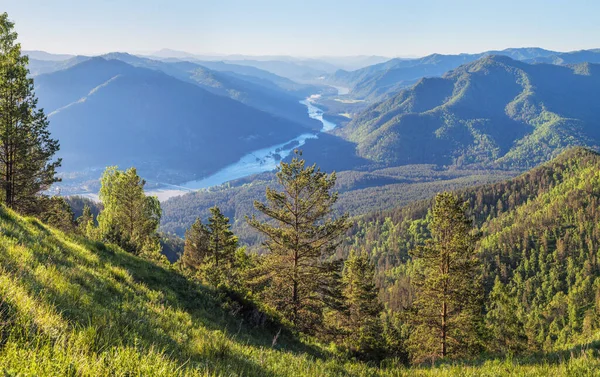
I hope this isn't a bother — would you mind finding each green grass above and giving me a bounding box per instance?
[1,205,599,376]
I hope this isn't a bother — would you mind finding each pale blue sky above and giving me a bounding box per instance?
[2,0,598,57]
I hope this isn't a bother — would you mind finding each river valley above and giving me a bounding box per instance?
[145,94,339,201]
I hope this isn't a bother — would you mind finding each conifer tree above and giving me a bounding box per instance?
[207,206,238,269]
[182,218,210,272]
[0,13,60,213]
[408,192,483,362]
[341,249,384,360]
[37,196,75,233]
[485,277,527,353]
[97,166,161,255]
[77,204,96,237]
[181,206,239,286]
[248,151,351,333]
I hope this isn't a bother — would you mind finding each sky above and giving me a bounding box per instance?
[2,0,599,57]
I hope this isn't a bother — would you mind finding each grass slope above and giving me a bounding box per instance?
[1,202,599,376]
[0,205,329,376]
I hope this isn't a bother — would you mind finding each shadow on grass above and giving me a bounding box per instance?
[0,205,324,375]
[88,239,324,357]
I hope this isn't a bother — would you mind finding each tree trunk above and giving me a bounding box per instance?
[441,300,447,358]
[215,231,220,267]
[6,153,14,208]
[292,249,298,325]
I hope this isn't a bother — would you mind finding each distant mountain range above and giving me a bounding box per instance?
[25,49,392,80]
[28,52,328,129]
[23,50,74,61]
[97,53,323,129]
[330,48,600,101]
[27,47,600,198]
[341,55,600,168]
[146,49,391,73]
[34,57,310,180]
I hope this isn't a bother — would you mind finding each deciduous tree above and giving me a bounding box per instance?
[97,166,161,255]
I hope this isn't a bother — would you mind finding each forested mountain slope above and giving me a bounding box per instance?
[34,58,309,179]
[342,56,600,169]
[98,53,322,129]
[160,164,516,243]
[329,48,558,99]
[343,147,600,351]
[525,49,600,65]
[34,53,321,130]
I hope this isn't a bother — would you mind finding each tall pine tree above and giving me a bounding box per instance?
[248,151,350,333]
[207,206,238,269]
[408,192,483,362]
[485,277,527,353]
[0,13,60,213]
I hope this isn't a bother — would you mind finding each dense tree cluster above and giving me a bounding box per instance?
[341,147,600,361]
[181,206,243,287]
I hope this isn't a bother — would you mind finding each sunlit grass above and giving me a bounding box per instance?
[0,204,599,376]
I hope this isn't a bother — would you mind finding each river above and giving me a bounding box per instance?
[146,93,340,201]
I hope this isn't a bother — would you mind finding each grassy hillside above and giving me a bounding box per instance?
[2,181,600,375]
[0,204,335,376]
[341,56,600,169]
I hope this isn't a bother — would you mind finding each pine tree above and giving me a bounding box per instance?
[77,204,96,237]
[97,166,161,255]
[207,206,237,269]
[247,151,351,333]
[0,13,61,213]
[181,206,239,286]
[341,249,384,360]
[36,196,75,233]
[485,277,527,353]
[408,192,483,362]
[182,218,210,272]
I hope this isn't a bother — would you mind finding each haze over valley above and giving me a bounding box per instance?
[27,46,600,205]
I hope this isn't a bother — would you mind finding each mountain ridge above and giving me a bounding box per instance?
[340,55,600,169]
[35,57,311,181]
[330,48,600,101]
